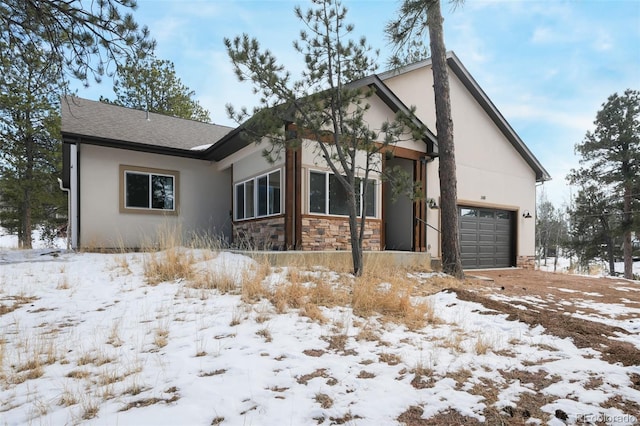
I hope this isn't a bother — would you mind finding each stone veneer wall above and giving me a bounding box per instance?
[301,215,382,251]
[517,255,535,269]
[233,217,286,250]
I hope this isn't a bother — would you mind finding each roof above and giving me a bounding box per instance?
[378,52,551,183]
[207,75,439,161]
[61,97,233,158]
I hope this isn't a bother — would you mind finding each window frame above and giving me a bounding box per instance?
[308,169,377,218]
[234,169,283,221]
[119,165,179,215]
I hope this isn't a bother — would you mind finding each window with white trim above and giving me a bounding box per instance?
[235,169,282,220]
[120,165,178,214]
[309,170,376,217]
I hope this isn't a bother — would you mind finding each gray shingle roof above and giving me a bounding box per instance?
[61,97,233,151]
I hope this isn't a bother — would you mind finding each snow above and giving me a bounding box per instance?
[538,255,640,277]
[0,244,639,425]
[0,227,67,250]
[190,143,213,151]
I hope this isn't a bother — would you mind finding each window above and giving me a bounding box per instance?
[309,170,376,217]
[120,165,179,214]
[460,208,478,217]
[235,169,282,220]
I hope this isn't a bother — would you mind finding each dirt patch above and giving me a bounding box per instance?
[448,269,640,366]
[468,269,640,319]
[398,406,483,425]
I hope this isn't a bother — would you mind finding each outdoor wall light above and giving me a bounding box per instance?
[522,210,532,219]
[427,198,439,209]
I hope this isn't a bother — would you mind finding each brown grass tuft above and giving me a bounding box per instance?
[144,247,195,285]
[241,262,270,302]
[351,271,434,330]
[315,392,334,408]
[270,279,307,313]
[300,303,327,323]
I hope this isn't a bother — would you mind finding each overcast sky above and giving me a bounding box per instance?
[73,0,640,207]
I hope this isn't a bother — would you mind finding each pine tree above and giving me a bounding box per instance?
[0,44,67,248]
[102,55,211,122]
[568,90,639,278]
[225,0,419,276]
[386,0,465,278]
[1,0,154,87]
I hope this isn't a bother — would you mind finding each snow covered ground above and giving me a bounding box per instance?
[0,227,67,250]
[538,256,640,278]
[0,245,639,425]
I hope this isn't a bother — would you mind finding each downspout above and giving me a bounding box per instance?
[57,178,71,250]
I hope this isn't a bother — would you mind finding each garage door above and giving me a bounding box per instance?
[458,207,514,269]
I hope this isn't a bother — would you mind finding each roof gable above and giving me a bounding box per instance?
[378,52,551,182]
[206,76,439,161]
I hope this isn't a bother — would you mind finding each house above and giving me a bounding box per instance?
[61,52,550,269]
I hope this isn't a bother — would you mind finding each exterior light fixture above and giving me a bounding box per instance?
[522,210,532,219]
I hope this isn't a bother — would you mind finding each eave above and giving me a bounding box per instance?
[61,132,206,160]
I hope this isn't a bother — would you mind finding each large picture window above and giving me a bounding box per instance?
[235,169,282,220]
[120,165,179,214]
[309,170,376,217]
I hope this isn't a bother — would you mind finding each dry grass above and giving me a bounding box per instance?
[56,276,71,290]
[154,325,169,349]
[475,335,495,355]
[351,270,435,330]
[307,276,350,307]
[144,248,195,285]
[80,398,99,420]
[315,392,334,409]
[58,386,79,407]
[0,295,38,316]
[256,328,272,343]
[300,303,327,323]
[8,335,58,384]
[379,352,402,366]
[191,267,237,292]
[443,332,466,353]
[67,370,90,379]
[77,351,113,367]
[241,262,270,302]
[142,224,196,285]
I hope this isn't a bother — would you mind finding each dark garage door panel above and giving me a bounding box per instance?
[458,207,514,269]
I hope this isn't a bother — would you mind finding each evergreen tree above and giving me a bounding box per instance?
[567,182,619,274]
[536,192,569,271]
[0,0,155,87]
[102,55,211,122]
[386,0,465,279]
[568,90,640,278]
[225,0,419,276]
[0,43,67,248]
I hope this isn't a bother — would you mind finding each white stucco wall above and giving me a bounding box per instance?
[382,65,537,260]
[231,144,285,183]
[78,144,231,248]
[363,95,427,154]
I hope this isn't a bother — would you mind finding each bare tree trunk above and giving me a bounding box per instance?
[348,189,364,277]
[22,122,35,249]
[21,190,33,249]
[427,0,464,279]
[623,184,633,279]
[597,214,616,276]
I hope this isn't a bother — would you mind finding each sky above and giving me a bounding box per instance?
[72,0,640,208]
